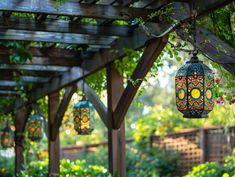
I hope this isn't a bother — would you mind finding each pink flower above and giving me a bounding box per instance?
[215,99,224,105]
[220,96,225,101]
[215,78,221,84]
[229,98,235,105]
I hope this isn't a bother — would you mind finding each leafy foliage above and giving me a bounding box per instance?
[126,145,179,177]
[0,149,15,177]
[184,149,235,177]
[16,159,111,177]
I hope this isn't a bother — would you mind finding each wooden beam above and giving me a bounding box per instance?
[0,76,50,83]
[0,85,15,90]
[0,81,19,87]
[113,36,168,129]
[0,70,61,78]
[51,85,77,141]
[76,81,108,127]
[0,17,133,37]
[0,29,116,45]
[0,46,93,59]
[7,25,152,113]
[0,64,70,72]
[0,90,18,95]
[106,62,125,177]
[0,0,156,20]
[176,28,235,75]
[0,55,83,67]
[48,92,60,176]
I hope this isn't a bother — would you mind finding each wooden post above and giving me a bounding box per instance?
[107,63,126,177]
[199,128,206,163]
[48,92,60,176]
[15,107,30,175]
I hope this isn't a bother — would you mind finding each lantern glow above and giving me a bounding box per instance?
[73,98,94,135]
[0,126,14,149]
[175,55,214,118]
[28,114,44,141]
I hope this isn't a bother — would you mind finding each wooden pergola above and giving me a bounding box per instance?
[0,0,234,176]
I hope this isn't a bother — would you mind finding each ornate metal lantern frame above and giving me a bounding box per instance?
[28,106,44,142]
[1,122,14,149]
[175,54,214,118]
[73,97,95,135]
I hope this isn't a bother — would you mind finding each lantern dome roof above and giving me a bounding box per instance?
[74,99,93,109]
[176,58,213,77]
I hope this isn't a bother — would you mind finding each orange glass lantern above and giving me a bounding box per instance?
[28,114,44,141]
[73,97,94,135]
[1,126,14,149]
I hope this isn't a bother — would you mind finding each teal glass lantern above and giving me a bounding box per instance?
[73,98,94,135]
[28,114,44,141]
[175,55,214,118]
[0,126,14,149]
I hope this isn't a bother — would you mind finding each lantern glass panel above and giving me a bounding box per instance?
[73,99,94,135]
[1,126,14,149]
[28,114,44,141]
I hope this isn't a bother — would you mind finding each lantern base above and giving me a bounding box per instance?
[183,113,208,119]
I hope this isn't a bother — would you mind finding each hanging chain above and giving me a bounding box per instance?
[191,0,198,57]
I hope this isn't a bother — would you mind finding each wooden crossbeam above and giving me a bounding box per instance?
[0,64,70,72]
[51,85,77,141]
[0,46,90,66]
[0,74,50,82]
[0,0,156,20]
[0,70,61,78]
[0,80,19,87]
[0,29,116,45]
[0,17,133,37]
[0,90,18,95]
[0,55,83,67]
[0,85,15,90]
[113,36,168,129]
[177,28,235,75]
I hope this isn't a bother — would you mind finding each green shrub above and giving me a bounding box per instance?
[126,144,179,177]
[17,159,111,177]
[184,149,235,177]
[0,149,15,177]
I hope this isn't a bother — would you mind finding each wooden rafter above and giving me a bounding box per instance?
[0,29,116,45]
[177,27,235,75]
[0,0,156,20]
[0,64,70,72]
[0,17,133,37]
[4,25,152,112]
[0,76,50,83]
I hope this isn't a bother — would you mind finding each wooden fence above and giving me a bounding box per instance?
[61,126,235,176]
